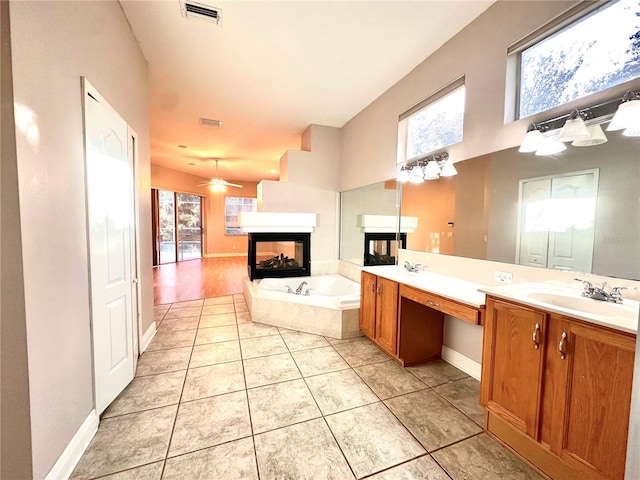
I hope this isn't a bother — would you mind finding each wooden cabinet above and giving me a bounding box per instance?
[359,271,399,355]
[481,296,636,480]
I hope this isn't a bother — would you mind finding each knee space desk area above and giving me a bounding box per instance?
[359,265,486,366]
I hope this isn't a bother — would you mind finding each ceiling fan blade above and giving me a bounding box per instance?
[222,181,243,188]
[195,182,212,186]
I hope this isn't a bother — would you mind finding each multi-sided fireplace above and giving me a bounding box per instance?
[247,232,311,280]
[363,232,406,266]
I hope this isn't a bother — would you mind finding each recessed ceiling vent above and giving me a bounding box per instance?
[180,1,221,25]
[200,117,223,128]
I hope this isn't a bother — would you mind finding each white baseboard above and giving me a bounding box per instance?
[140,321,157,353]
[45,409,99,480]
[204,253,247,258]
[441,345,482,381]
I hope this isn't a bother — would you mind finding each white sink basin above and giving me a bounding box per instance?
[526,292,637,320]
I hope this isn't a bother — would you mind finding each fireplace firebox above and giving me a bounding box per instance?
[247,232,311,280]
[363,232,406,266]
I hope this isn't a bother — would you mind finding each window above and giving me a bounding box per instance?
[517,0,640,119]
[224,196,257,235]
[397,80,465,164]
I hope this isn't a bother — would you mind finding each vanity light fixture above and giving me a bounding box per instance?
[608,91,640,137]
[396,152,456,182]
[534,136,567,156]
[518,124,546,153]
[572,124,608,147]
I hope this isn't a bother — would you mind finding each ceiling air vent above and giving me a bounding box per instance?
[180,1,221,25]
[200,118,223,128]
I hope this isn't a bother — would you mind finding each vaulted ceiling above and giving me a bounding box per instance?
[120,0,494,183]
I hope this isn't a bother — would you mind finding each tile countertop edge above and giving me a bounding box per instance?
[361,265,487,309]
[480,284,639,335]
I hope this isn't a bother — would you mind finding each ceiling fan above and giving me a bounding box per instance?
[196,159,243,191]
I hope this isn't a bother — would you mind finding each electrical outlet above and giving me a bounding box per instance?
[494,270,513,284]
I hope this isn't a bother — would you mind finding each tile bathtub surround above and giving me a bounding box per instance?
[73,294,544,480]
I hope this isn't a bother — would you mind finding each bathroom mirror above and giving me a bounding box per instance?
[340,180,400,266]
[400,127,640,280]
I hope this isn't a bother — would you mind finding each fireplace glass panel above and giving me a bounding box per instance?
[247,232,311,280]
[364,233,406,266]
[256,240,304,271]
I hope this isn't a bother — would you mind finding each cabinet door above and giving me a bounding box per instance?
[375,277,399,355]
[485,299,546,439]
[359,272,376,338]
[550,316,635,480]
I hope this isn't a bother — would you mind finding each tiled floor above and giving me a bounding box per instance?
[72,294,543,480]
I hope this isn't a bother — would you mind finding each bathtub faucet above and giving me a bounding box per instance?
[295,281,308,295]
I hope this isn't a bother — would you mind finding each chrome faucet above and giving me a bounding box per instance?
[404,261,422,273]
[295,281,308,295]
[574,278,637,303]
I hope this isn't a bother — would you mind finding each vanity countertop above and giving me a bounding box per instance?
[361,265,486,308]
[480,282,639,334]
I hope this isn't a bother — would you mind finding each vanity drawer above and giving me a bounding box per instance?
[399,284,481,324]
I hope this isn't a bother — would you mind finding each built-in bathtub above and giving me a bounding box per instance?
[243,274,362,339]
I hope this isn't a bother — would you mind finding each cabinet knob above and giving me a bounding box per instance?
[559,332,567,360]
[427,300,440,307]
[370,282,375,293]
[532,323,541,350]
[376,284,381,295]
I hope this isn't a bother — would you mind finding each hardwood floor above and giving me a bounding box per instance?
[153,256,248,305]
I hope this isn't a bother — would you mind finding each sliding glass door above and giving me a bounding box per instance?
[153,189,203,265]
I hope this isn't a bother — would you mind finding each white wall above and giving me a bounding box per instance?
[9,1,151,477]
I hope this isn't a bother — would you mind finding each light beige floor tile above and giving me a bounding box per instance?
[135,347,191,377]
[236,312,253,324]
[306,369,378,415]
[154,308,169,323]
[199,313,237,328]
[237,322,280,339]
[325,402,426,478]
[103,371,186,418]
[204,295,234,306]
[182,361,245,401]
[333,339,391,367]
[243,352,301,388]
[433,376,484,426]
[432,433,544,480]
[408,360,468,387]
[190,341,241,368]
[169,391,251,457]
[234,302,249,312]
[254,418,355,480]
[158,317,200,332]
[281,330,330,352]
[202,303,236,315]
[97,461,164,480]
[146,330,196,352]
[164,306,203,319]
[247,379,321,433]
[170,299,204,309]
[355,360,427,400]
[195,325,239,345]
[163,437,258,480]
[233,293,245,302]
[325,335,366,346]
[240,335,288,359]
[291,346,350,377]
[367,455,449,480]
[71,406,176,479]
[385,389,482,451]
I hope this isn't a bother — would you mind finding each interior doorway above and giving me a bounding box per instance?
[152,189,204,265]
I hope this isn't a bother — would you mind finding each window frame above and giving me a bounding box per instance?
[397,76,466,164]
[224,195,257,236]
[508,0,639,121]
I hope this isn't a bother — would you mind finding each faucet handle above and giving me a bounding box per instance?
[610,285,637,297]
[285,285,292,294]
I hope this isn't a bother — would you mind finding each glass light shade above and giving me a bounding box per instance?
[607,100,640,131]
[557,117,590,142]
[572,124,608,146]
[518,129,544,153]
[622,123,640,137]
[397,168,410,183]
[409,166,424,184]
[440,160,458,177]
[535,137,567,156]
[424,161,441,179]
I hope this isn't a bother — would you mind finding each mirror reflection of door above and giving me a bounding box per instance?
[517,169,598,272]
[152,189,203,265]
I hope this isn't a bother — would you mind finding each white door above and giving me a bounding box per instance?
[517,178,551,268]
[547,172,597,272]
[83,80,136,414]
[517,170,598,273]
